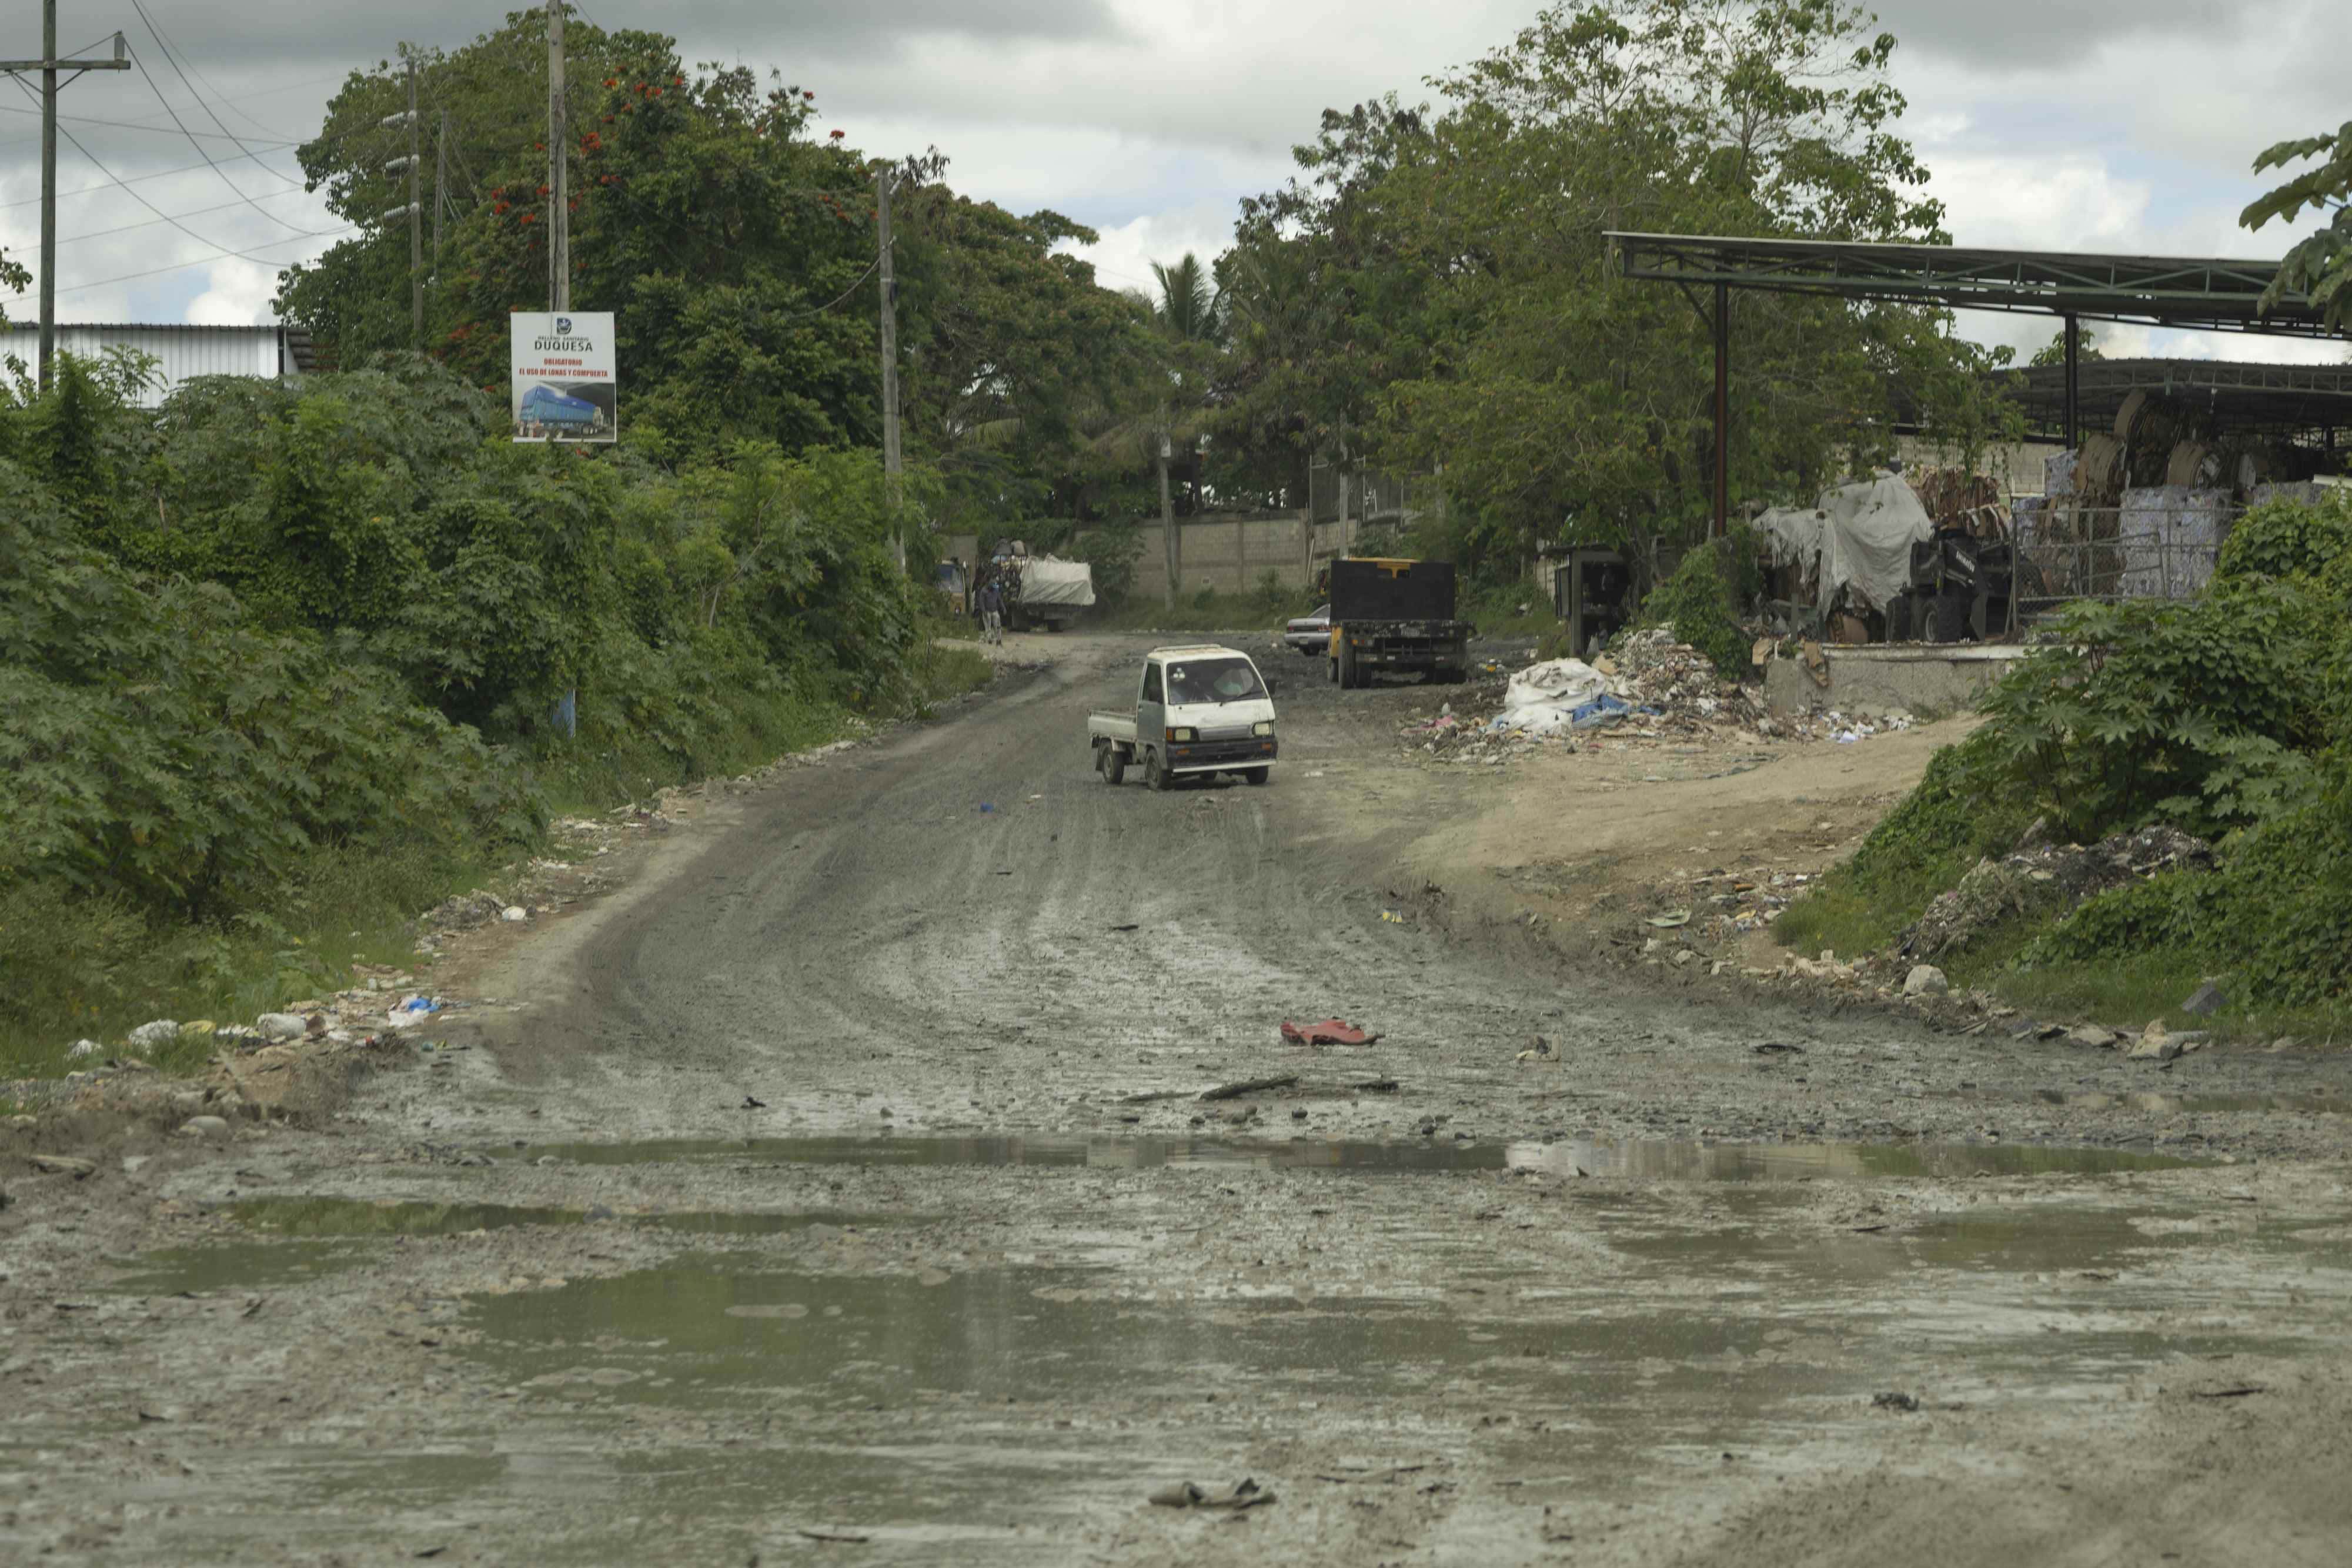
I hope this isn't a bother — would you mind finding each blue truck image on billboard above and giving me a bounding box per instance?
[519,383,609,436]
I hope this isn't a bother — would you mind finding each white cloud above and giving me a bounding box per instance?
[1058,205,1240,298]
[185,258,286,326]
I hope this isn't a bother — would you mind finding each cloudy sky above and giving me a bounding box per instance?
[2,0,2343,363]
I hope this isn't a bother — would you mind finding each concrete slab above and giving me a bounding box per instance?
[1765,643,2025,717]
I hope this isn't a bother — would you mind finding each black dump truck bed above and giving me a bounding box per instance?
[1324,557,1471,687]
[1328,557,1458,621]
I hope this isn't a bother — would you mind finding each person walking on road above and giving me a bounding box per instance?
[978,579,1004,645]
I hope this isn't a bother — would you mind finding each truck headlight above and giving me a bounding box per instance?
[1167,727,1196,743]
[1252,720,1274,737]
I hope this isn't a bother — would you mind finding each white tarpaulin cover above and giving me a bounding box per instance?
[1014,557,1096,608]
[1492,658,1617,736]
[1756,474,1933,621]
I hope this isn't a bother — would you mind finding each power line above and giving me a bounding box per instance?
[52,180,328,248]
[0,100,300,146]
[126,2,304,190]
[134,9,308,144]
[3,72,326,263]
[118,36,315,235]
[0,223,356,307]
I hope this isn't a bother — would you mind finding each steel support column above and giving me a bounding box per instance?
[1712,280,1729,540]
[2063,312,2081,451]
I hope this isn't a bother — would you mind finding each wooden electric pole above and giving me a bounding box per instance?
[0,14,129,388]
[432,108,449,281]
[547,1,567,312]
[876,166,904,571]
[407,59,422,347]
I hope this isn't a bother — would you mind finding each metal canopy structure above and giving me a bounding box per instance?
[2002,358,2352,447]
[1609,232,2334,337]
[1605,230,2343,533]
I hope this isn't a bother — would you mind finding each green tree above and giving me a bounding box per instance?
[2243,120,2352,331]
[1150,253,1224,343]
[2028,320,2105,367]
[1215,1,1980,581]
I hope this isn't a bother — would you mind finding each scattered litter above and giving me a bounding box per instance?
[1280,1019,1381,1047]
[1379,911,1406,925]
[1148,1479,1275,1511]
[66,1039,100,1060]
[740,1095,766,1109]
[1108,923,1140,933]
[2190,1385,2268,1400]
[255,1012,308,1041]
[1872,1391,1920,1412]
[1645,911,1690,928]
[2181,982,2227,1017]
[1753,1041,1805,1055]
[500,905,529,923]
[383,997,446,1031]
[125,1019,179,1054]
[977,803,997,814]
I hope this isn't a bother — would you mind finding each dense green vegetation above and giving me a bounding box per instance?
[1779,490,2352,1022]
[0,352,982,1071]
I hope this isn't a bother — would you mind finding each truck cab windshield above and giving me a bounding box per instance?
[1166,658,1264,705]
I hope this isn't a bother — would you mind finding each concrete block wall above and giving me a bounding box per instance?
[941,515,1364,604]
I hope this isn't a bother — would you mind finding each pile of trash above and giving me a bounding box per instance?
[1902,824,2214,960]
[1603,629,1775,731]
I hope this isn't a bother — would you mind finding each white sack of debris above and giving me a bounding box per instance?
[1492,658,1621,736]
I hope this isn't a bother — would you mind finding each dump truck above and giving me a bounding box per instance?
[1324,557,1472,687]
[1087,644,1279,790]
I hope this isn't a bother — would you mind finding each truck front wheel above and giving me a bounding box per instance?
[1144,749,1174,791]
[1240,767,1270,787]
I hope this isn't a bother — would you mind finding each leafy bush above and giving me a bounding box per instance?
[2216,490,2352,583]
[2026,760,2352,1005]
[1,463,540,921]
[1635,533,1750,678]
[1975,581,2331,843]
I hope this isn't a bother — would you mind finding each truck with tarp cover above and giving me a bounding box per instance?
[977,541,1097,632]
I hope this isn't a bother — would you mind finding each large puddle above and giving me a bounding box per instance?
[520,1132,2202,1179]
[226,1196,885,1238]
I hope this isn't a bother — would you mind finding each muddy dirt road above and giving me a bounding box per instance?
[6,634,2351,1565]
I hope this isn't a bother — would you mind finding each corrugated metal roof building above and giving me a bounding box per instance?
[1,323,317,408]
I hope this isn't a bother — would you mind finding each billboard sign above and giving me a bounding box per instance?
[509,310,616,443]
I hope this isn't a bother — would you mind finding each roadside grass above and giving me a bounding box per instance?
[0,648,997,1082]
[1775,868,2352,1043]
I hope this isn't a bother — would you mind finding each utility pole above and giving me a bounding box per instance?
[0,16,129,388]
[407,60,422,347]
[547,0,567,312]
[432,108,449,282]
[876,166,904,571]
[1158,425,1178,609]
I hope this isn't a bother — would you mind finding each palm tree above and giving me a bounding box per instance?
[1150,253,1224,343]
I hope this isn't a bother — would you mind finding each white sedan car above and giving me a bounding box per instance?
[1283,604,1331,657]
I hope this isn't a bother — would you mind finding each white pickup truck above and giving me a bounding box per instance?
[1088,644,1280,789]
